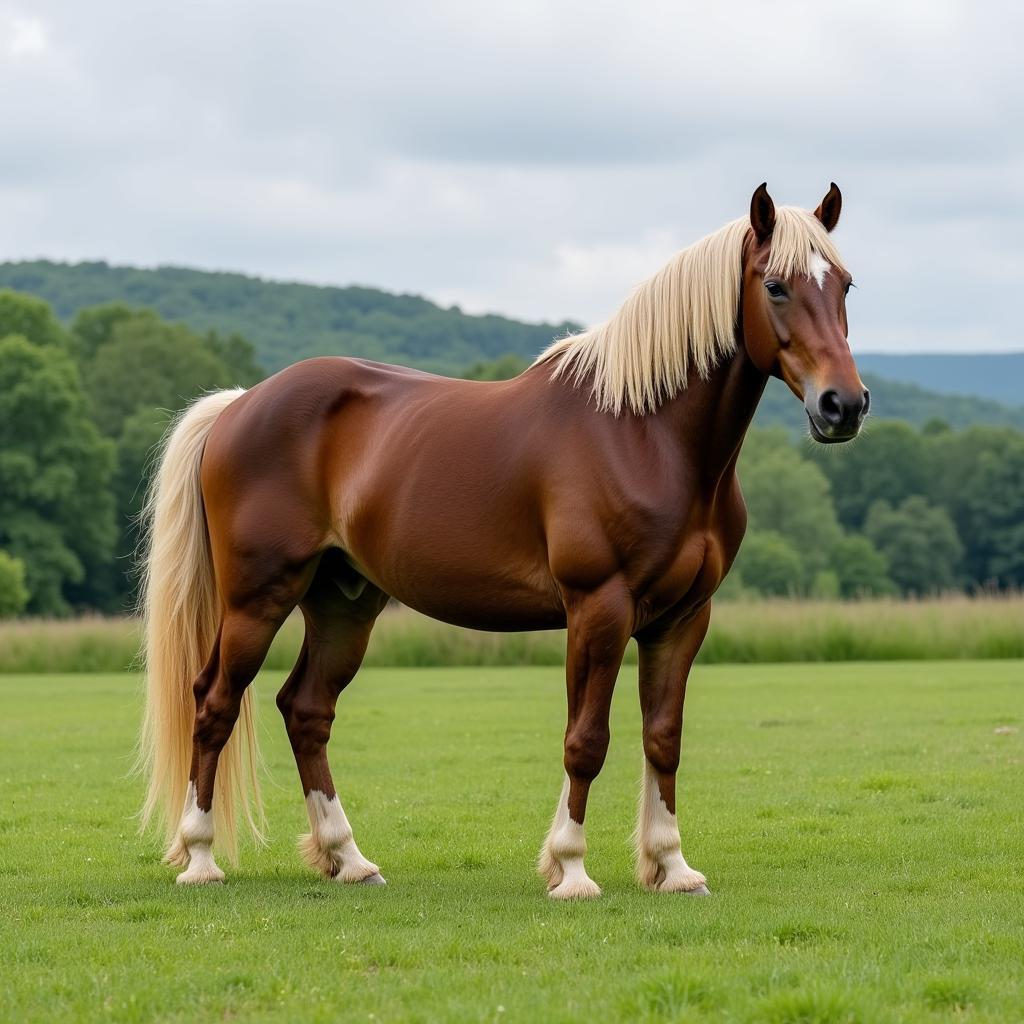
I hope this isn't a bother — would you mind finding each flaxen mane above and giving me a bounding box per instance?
[536,207,846,415]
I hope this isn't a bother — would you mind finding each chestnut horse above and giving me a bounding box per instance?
[139,184,867,897]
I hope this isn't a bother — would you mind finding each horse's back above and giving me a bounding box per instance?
[200,356,567,627]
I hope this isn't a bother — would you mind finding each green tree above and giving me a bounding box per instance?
[0,289,70,350]
[112,406,174,604]
[0,551,29,618]
[963,439,1024,587]
[83,320,237,437]
[810,569,841,599]
[70,302,148,360]
[0,336,116,614]
[462,353,529,380]
[864,496,963,595]
[69,306,264,607]
[809,420,930,529]
[734,530,806,596]
[740,439,841,582]
[203,330,265,387]
[738,426,793,463]
[829,534,895,597]
[921,417,952,437]
[926,427,1024,588]
[81,315,264,438]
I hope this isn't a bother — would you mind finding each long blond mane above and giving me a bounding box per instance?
[535,207,846,416]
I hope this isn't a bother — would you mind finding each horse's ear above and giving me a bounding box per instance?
[750,183,775,244]
[814,182,842,232]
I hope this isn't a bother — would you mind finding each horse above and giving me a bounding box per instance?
[138,183,867,898]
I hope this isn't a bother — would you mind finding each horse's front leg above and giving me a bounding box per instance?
[539,579,633,900]
[635,603,711,895]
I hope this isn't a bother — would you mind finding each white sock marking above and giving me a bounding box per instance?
[306,790,380,883]
[174,781,225,884]
[540,774,600,899]
[637,761,705,892]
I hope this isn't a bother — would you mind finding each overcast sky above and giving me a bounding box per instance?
[1,1,1021,352]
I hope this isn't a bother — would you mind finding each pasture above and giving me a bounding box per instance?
[2,661,1022,1023]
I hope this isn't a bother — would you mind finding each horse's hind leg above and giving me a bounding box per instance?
[276,566,389,883]
[172,606,288,884]
[171,556,319,885]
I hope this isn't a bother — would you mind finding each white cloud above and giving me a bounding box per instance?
[1,12,49,57]
[0,0,1022,351]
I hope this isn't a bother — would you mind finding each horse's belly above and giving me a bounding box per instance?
[379,567,567,632]
[337,460,566,630]
[343,527,566,631]
[398,586,567,632]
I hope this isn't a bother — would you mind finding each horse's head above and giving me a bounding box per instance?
[741,183,868,443]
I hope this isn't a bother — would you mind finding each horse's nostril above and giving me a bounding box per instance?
[862,389,871,415]
[819,390,843,426]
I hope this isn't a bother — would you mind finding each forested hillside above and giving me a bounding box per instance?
[0,260,577,375]
[856,353,1024,407]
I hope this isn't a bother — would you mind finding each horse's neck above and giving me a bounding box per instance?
[658,343,768,486]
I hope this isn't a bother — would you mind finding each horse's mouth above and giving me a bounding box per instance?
[807,414,858,445]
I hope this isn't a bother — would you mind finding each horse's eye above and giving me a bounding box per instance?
[765,281,787,300]
[844,281,854,296]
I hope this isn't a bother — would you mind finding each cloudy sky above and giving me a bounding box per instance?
[1,1,1021,351]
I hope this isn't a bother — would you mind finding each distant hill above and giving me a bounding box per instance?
[755,373,1024,433]
[855,353,1023,407]
[0,260,578,376]
[1,258,1021,431]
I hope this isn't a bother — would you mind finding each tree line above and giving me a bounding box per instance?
[0,261,578,376]
[1,291,1021,617]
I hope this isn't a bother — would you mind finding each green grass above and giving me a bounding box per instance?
[2,594,1022,673]
[1,662,1022,1022]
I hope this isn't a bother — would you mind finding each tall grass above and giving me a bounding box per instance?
[1,594,1020,673]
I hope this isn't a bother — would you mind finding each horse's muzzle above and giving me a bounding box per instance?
[805,387,870,443]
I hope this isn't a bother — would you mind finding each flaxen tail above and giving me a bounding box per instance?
[137,388,260,865]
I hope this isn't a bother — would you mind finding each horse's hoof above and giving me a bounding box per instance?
[650,869,709,895]
[175,869,225,885]
[548,876,602,901]
[175,848,225,885]
[358,872,387,886]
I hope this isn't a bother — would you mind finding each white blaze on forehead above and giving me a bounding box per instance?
[807,252,831,290]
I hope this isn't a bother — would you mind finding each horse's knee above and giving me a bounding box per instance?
[564,723,610,781]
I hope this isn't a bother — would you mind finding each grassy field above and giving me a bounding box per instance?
[1,662,1022,1022]
[1,594,1022,673]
